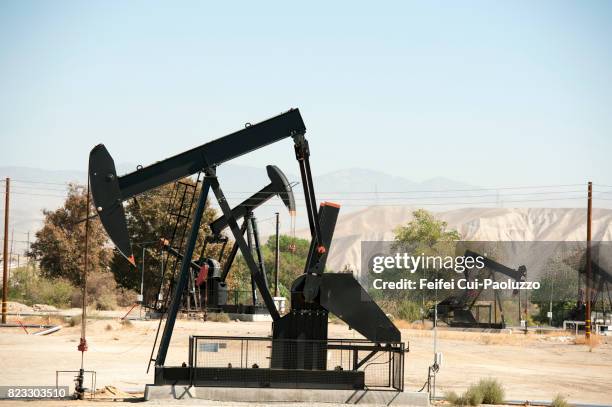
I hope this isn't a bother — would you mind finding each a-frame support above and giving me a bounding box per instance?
[154,169,281,367]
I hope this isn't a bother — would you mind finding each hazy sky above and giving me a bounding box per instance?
[1,1,611,187]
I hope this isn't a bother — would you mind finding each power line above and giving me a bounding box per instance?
[209,195,596,207]
[201,184,589,194]
[0,191,68,198]
[8,179,73,186]
[11,185,69,192]
[217,190,588,201]
[1,187,594,200]
[3,178,611,205]
[4,178,607,192]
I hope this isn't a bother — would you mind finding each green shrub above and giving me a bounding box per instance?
[551,394,572,407]
[9,265,136,311]
[476,378,505,404]
[70,271,131,310]
[445,391,460,405]
[397,300,421,322]
[116,288,137,307]
[446,378,503,406]
[463,385,484,406]
[445,386,483,406]
[207,312,230,322]
[8,267,75,308]
[95,291,118,311]
[33,278,74,307]
[69,315,82,327]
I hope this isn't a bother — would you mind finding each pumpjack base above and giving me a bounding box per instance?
[144,384,430,406]
[154,366,364,390]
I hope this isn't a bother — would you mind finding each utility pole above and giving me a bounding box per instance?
[140,245,145,318]
[26,231,30,272]
[518,289,521,327]
[76,176,91,399]
[274,212,280,297]
[585,182,592,340]
[2,178,10,324]
[9,228,14,271]
[549,275,554,326]
[26,231,30,298]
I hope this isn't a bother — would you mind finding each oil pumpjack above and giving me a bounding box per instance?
[89,108,404,390]
[160,164,297,315]
[431,250,527,328]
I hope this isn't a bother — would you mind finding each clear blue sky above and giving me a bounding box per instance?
[1,1,611,187]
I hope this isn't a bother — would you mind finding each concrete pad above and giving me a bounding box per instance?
[144,384,197,400]
[145,385,429,406]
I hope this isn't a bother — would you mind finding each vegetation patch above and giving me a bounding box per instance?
[68,315,82,327]
[446,378,504,406]
[476,378,505,404]
[445,385,483,406]
[551,394,572,407]
[574,335,602,350]
[206,312,230,322]
[120,319,134,328]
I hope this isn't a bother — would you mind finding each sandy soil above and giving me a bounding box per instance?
[0,315,611,406]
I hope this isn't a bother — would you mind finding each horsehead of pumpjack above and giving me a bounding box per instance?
[208,164,296,238]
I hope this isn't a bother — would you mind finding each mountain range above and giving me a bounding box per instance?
[1,165,607,260]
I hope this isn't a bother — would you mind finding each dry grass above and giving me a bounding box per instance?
[394,319,426,329]
[551,393,572,407]
[206,312,230,322]
[402,328,530,345]
[477,333,530,346]
[68,315,82,327]
[574,335,603,349]
[400,326,605,347]
[120,319,133,329]
[543,330,574,337]
[19,315,67,326]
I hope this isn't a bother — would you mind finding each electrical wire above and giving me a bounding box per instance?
[7,179,71,186]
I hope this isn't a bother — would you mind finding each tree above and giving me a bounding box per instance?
[29,184,111,286]
[108,176,310,306]
[530,252,582,326]
[372,209,461,321]
[110,177,219,303]
[228,234,310,299]
[394,209,460,250]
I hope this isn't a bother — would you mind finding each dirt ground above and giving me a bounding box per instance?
[0,313,611,406]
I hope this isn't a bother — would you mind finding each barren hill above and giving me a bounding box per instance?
[296,206,612,273]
